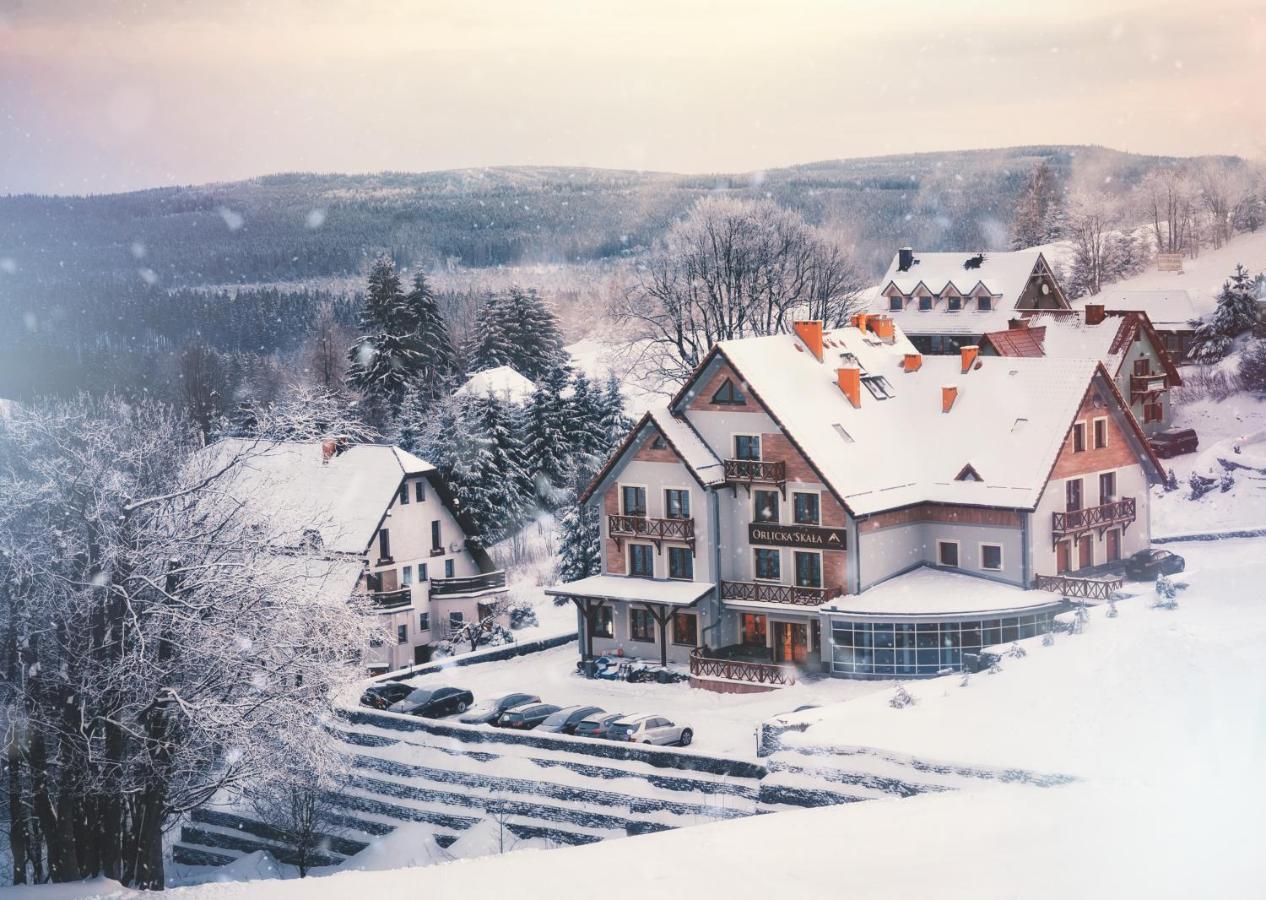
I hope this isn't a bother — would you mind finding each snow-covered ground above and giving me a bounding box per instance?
[373,641,884,758]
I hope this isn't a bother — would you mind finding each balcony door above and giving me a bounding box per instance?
[621,485,647,517]
[733,435,761,461]
[774,621,808,664]
[1056,540,1072,574]
[1065,479,1082,512]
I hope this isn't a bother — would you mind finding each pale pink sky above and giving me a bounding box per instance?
[2,0,1264,194]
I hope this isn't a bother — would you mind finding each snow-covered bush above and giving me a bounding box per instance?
[1006,642,1027,659]
[1220,470,1236,493]
[1042,631,1055,647]
[889,684,916,709]
[1165,469,1179,492]
[1191,264,1260,362]
[508,598,539,630]
[1239,339,1266,393]
[1188,471,1218,500]
[1107,599,1119,618]
[1154,574,1179,609]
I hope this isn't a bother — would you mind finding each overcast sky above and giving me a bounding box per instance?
[2,0,1264,195]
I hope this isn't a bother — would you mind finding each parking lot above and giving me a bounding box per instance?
[379,643,886,757]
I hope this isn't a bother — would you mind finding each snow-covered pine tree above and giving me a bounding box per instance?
[557,496,601,583]
[1238,339,1266,392]
[565,371,607,468]
[522,365,574,509]
[404,272,458,405]
[466,290,517,374]
[470,391,533,542]
[598,372,634,454]
[1192,264,1260,361]
[1009,161,1062,249]
[345,256,426,409]
[468,287,569,382]
[421,395,497,542]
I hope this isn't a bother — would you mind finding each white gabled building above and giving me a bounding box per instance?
[206,439,509,671]
[872,248,1071,354]
[548,314,1164,688]
[456,365,536,406]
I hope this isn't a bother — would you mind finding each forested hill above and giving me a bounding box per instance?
[0,145,1227,294]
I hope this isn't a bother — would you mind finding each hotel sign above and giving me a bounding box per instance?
[749,522,848,550]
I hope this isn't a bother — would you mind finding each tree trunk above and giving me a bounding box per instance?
[6,734,28,884]
[27,731,80,883]
[130,791,166,891]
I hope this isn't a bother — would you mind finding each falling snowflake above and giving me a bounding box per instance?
[218,207,245,231]
[306,208,327,229]
[0,257,16,274]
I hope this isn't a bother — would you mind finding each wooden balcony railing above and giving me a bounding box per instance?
[1035,573,1123,601]
[370,589,413,610]
[428,570,507,598]
[607,514,695,551]
[1052,497,1136,539]
[690,648,796,686]
[723,459,787,497]
[720,580,828,607]
[1130,372,1168,400]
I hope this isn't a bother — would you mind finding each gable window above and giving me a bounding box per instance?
[793,492,820,525]
[665,489,690,519]
[734,434,761,460]
[430,520,442,552]
[629,608,654,642]
[1066,479,1083,511]
[668,546,694,580]
[937,541,960,568]
[621,485,647,517]
[414,480,426,502]
[980,544,1003,571]
[672,612,698,646]
[589,605,614,639]
[629,543,654,577]
[377,529,391,561]
[1099,472,1117,504]
[889,295,903,312]
[753,490,780,523]
[754,548,781,581]
[947,295,962,312]
[399,484,410,505]
[711,378,746,405]
[650,434,669,450]
[918,295,933,311]
[794,551,823,588]
[1093,418,1108,450]
[1072,422,1086,453]
[955,464,982,482]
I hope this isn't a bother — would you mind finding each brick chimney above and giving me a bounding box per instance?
[942,384,958,413]
[837,366,862,408]
[869,315,895,343]
[903,352,922,372]
[1085,303,1106,326]
[1008,317,1029,330]
[793,320,824,362]
[850,312,870,333]
[960,345,979,373]
[898,247,914,272]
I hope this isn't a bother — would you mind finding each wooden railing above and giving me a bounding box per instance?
[1130,372,1168,399]
[1052,497,1136,539]
[689,648,796,686]
[608,514,695,550]
[1035,573,1123,601]
[428,570,507,598]
[370,589,413,610]
[720,580,828,607]
[723,459,786,486]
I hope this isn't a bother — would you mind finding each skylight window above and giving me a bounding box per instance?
[832,424,854,443]
[862,374,895,400]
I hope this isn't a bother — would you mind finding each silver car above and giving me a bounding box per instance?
[607,713,693,746]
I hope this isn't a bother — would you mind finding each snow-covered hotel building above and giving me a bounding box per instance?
[547,315,1165,687]
[208,439,509,672]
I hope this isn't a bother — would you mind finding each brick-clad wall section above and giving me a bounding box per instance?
[1050,389,1139,480]
[824,551,847,597]
[860,503,1022,533]
[689,361,752,412]
[632,426,680,464]
[603,487,625,575]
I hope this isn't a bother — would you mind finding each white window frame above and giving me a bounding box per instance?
[626,540,656,578]
[732,433,763,461]
[619,482,649,516]
[1098,468,1118,504]
[402,565,414,586]
[1072,421,1087,453]
[752,546,783,583]
[663,485,693,519]
[751,488,782,524]
[1092,416,1109,450]
[666,545,694,581]
[937,539,961,569]
[792,549,824,588]
[791,489,822,526]
[628,607,656,643]
[978,542,1004,572]
[671,611,699,647]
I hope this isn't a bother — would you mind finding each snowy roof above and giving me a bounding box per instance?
[820,566,1065,619]
[1017,313,1129,374]
[701,326,1121,516]
[258,553,369,606]
[871,249,1054,335]
[199,439,435,555]
[1085,290,1200,329]
[543,574,714,607]
[647,405,726,487]
[456,365,537,404]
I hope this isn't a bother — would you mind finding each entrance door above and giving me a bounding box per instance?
[1106,529,1121,563]
[1078,534,1094,570]
[774,622,808,664]
[1056,540,1072,574]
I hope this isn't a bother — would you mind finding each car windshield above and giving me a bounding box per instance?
[542,710,572,725]
[404,689,434,703]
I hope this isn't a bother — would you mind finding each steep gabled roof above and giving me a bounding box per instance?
[981,326,1047,357]
[579,404,725,504]
[988,311,1182,387]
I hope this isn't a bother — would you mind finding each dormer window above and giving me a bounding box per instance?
[919,296,933,311]
[947,296,962,312]
[711,378,746,406]
[978,296,993,312]
[955,464,983,482]
[889,295,903,312]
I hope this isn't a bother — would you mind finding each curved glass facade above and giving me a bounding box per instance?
[829,611,1057,678]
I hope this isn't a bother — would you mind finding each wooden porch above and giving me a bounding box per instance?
[1034,572,1124,601]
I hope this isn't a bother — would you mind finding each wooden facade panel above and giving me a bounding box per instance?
[1050,390,1139,479]
[688,361,751,412]
[860,503,1023,533]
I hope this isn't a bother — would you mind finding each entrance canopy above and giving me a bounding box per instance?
[544,574,714,608]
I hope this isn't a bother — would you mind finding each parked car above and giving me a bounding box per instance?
[360,680,415,710]
[1124,548,1186,581]
[573,712,625,740]
[458,692,541,725]
[496,702,562,730]
[607,713,693,746]
[536,705,605,735]
[1149,428,1199,458]
[387,686,474,718]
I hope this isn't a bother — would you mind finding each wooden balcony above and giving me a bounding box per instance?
[720,579,828,607]
[723,459,787,497]
[428,570,507,599]
[1130,372,1168,400]
[1035,573,1123,601]
[1052,497,1136,540]
[689,648,796,687]
[607,514,695,552]
[370,588,413,610]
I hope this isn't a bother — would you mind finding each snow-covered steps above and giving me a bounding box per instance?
[173,808,367,870]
